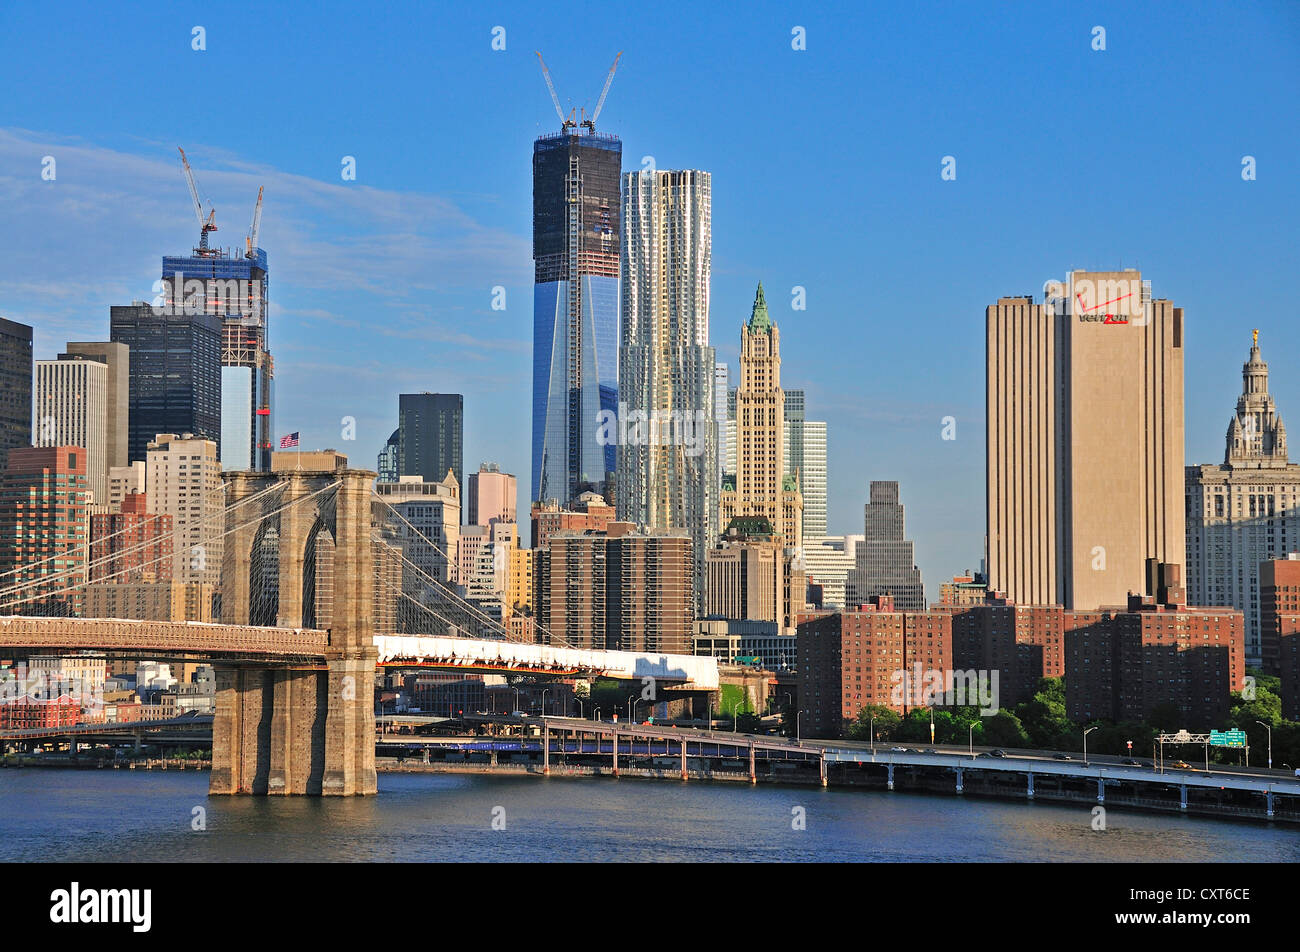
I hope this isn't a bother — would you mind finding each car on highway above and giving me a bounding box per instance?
[1053,753,1073,761]
[1122,758,1141,766]
[988,749,1006,758]
[510,711,529,718]
[890,746,908,752]
[1170,760,1192,769]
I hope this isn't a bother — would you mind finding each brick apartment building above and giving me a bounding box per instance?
[1064,565,1244,730]
[797,596,953,737]
[1259,556,1300,718]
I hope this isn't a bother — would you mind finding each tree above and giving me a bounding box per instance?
[846,704,901,742]
[1013,678,1072,749]
[981,710,1030,748]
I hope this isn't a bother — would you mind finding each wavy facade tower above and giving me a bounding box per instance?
[618,169,716,595]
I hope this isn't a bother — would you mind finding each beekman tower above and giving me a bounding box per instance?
[531,55,622,506]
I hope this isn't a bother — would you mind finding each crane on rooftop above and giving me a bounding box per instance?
[581,51,622,133]
[245,185,263,259]
[535,51,576,133]
[177,147,218,256]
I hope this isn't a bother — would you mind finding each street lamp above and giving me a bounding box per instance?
[782,692,795,740]
[1083,726,1098,767]
[512,687,520,713]
[1257,720,1273,770]
[575,698,584,719]
[969,722,977,760]
[870,715,877,754]
[541,689,549,718]
[732,699,744,733]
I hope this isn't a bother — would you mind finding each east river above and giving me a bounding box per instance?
[2,770,1296,862]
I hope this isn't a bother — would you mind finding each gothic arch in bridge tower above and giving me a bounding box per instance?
[211,467,377,796]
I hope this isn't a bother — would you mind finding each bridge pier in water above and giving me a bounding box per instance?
[210,469,377,797]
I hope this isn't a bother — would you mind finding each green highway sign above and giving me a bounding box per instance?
[1209,730,1246,748]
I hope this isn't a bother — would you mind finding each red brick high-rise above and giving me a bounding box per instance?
[797,597,954,736]
[1064,564,1244,730]
[1260,556,1300,718]
[0,446,89,616]
[90,492,173,583]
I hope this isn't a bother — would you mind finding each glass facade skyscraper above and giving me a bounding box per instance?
[531,130,622,505]
[110,303,222,465]
[0,318,33,472]
[398,393,463,494]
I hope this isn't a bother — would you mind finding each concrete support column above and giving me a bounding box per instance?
[1180,784,1188,811]
[321,653,377,796]
[887,763,895,790]
[1097,778,1105,804]
[749,743,756,783]
[267,668,323,795]
[276,474,310,629]
[680,739,687,780]
[1266,790,1275,818]
[955,766,964,794]
[210,666,270,795]
[613,731,619,776]
[1027,772,1035,799]
[321,472,377,796]
[819,750,827,787]
[219,474,259,625]
[543,724,550,775]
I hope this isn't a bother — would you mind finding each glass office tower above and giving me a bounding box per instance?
[110,303,222,464]
[531,130,622,505]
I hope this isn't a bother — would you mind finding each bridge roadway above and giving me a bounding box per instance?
[0,619,719,688]
[0,616,327,663]
[391,716,1300,816]
[0,714,215,742]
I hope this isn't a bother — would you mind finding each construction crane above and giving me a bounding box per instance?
[535,51,576,133]
[245,185,263,258]
[582,51,622,133]
[177,147,218,256]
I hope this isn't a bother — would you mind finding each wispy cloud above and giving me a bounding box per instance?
[0,128,530,358]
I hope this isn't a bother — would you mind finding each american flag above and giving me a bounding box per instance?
[279,432,300,449]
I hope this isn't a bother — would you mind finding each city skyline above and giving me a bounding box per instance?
[4,2,1298,600]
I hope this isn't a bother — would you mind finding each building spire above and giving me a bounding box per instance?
[747,281,771,332]
[1226,331,1288,467]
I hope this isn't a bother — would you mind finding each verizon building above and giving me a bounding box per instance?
[986,269,1185,610]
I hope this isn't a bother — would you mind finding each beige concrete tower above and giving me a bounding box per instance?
[986,269,1185,609]
[719,283,803,546]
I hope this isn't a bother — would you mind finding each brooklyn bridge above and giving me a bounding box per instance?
[0,465,716,796]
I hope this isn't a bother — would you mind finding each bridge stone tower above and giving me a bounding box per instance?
[210,468,377,796]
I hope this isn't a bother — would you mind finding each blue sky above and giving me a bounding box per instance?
[2,0,1297,597]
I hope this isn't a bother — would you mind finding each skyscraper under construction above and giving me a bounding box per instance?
[163,150,273,472]
[531,54,623,506]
